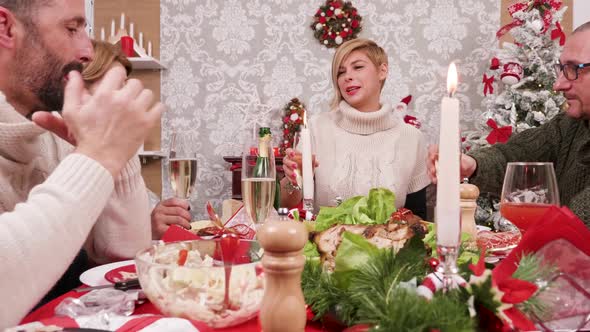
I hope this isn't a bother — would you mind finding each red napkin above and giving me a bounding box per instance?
[493,206,590,329]
[494,206,590,279]
[161,225,201,243]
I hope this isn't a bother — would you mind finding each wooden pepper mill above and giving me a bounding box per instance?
[460,178,480,241]
[257,217,308,332]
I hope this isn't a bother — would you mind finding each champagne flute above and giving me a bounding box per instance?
[500,162,560,233]
[168,135,198,202]
[241,127,276,227]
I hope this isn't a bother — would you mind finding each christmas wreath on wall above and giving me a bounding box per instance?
[281,98,306,155]
[310,0,362,48]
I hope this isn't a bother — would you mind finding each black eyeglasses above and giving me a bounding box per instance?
[553,62,590,81]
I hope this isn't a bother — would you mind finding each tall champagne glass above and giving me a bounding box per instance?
[242,127,276,227]
[168,135,198,202]
[500,162,560,233]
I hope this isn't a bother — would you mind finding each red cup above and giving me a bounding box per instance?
[120,36,134,57]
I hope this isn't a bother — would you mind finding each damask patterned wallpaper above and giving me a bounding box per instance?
[159,0,500,218]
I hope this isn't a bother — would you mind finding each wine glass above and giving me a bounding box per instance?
[168,134,198,202]
[241,128,276,227]
[500,162,560,233]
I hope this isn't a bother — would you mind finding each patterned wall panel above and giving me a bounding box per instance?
[160,0,500,218]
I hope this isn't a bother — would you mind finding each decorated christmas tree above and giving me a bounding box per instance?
[464,0,568,151]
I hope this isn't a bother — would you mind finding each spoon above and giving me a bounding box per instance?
[220,233,240,310]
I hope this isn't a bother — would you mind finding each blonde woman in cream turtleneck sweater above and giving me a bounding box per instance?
[281,38,430,218]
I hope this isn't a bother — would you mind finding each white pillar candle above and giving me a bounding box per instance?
[436,62,461,247]
[139,32,143,49]
[120,13,125,29]
[129,23,134,39]
[100,27,105,41]
[147,41,152,57]
[301,112,314,201]
[111,19,115,37]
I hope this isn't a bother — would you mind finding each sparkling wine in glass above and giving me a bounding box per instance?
[242,127,276,227]
[168,134,198,201]
[500,162,560,233]
[169,157,197,199]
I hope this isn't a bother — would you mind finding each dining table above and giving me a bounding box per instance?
[20,289,329,331]
[18,225,330,332]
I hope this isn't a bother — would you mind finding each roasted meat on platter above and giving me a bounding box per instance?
[314,208,429,270]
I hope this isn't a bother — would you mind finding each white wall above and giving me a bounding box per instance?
[574,0,590,29]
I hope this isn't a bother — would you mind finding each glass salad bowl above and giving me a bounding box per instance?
[135,238,264,328]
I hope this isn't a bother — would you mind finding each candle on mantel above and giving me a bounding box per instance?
[147,41,152,57]
[110,19,115,37]
[100,27,105,41]
[120,13,125,30]
[436,62,461,247]
[129,23,134,39]
[300,112,314,204]
[139,32,143,49]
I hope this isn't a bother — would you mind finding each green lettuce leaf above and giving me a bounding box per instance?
[314,188,396,232]
[303,241,320,259]
[333,232,380,288]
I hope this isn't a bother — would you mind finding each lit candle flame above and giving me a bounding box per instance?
[447,62,458,97]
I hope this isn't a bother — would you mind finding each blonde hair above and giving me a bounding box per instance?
[82,40,132,83]
[330,38,388,110]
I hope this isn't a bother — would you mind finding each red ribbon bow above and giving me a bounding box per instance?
[551,21,566,46]
[403,115,421,129]
[485,119,512,144]
[482,74,495,96]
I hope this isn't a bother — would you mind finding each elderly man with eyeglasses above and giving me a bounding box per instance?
[428,21,590,227]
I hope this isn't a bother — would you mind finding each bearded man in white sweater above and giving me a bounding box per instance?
[0,0,156,323]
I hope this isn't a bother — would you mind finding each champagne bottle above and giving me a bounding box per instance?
[253,127,272,178]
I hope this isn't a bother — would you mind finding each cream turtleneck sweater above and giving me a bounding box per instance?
[0,92,151,327]
[310,101,430,210]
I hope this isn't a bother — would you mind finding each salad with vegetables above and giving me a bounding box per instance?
[135,240,264,328]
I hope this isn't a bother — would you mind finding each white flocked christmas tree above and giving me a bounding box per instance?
[464,0,568,152]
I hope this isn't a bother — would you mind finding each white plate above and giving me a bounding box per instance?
[79,259,136,287]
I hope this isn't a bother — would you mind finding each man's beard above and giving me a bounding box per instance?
[35,61,83,112]
[16,32,83,114]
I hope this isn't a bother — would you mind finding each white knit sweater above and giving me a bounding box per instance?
[0,92,151,327]
[310,101,430,210]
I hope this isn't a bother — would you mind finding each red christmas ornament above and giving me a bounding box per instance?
[326,10,333,16]
[351,19,359,28]
[490,57,500,70]
[428,257,440,271]
[340,30,347,38]
[319,16,326,24]
[332,1,341,9]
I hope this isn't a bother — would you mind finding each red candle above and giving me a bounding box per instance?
[120,36,134,57]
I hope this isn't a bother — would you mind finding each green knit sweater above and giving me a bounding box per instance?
[468,112,590,227]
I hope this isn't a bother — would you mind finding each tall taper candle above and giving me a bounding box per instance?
[120,13,125,29]
[139,32,143,49]
[110,19,115,37]
[436,62,461,247]
[100,27,105,41]
[129,23,134,39]
[301,112,314,204]
[147,41,152,57]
